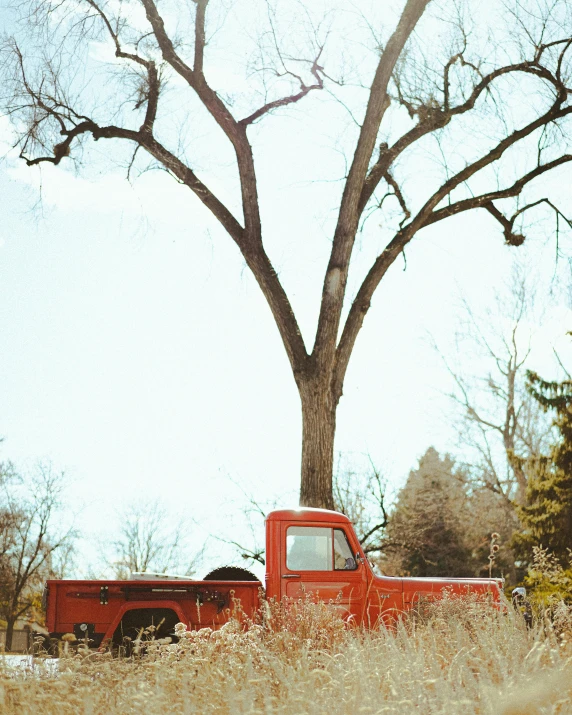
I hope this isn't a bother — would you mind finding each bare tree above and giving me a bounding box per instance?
[211,477,290,568]
[438,270,552,505]
[333,458,391,556]
[216,464,391,567]
[0,459,19,571]
[3,0,572,508]
[0,463,75,652]
[110,499,203,578]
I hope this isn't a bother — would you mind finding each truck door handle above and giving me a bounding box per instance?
[281,574,301,579]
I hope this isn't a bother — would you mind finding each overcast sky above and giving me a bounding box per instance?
[0,0,571,576]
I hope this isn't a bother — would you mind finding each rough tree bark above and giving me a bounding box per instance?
[3,0,572,508]
[299,378,338,509]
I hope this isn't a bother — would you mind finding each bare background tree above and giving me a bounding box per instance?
[333,459,390,558]
[218,463,391,571]
[2,0,572,508]
[429,268,572,580]
[0,461,75,652]
[106,499,203,578]
[437,269,553,508]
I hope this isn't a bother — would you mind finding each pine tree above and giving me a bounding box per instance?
[515,370,572,565]
[384,448,475,577]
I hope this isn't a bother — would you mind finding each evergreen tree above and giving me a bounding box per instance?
[515,370,572,565]
[384,448,475,578]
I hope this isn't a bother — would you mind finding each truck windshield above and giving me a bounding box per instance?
[286,526,357,571]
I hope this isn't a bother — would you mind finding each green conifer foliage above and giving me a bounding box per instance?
[515,371,572,565]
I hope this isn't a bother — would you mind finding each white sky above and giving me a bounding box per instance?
[0,0,571,576]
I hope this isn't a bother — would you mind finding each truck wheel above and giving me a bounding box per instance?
[112,608,180,656]
[203,566,259,581]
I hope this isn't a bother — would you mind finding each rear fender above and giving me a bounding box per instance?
[101,600,187,647]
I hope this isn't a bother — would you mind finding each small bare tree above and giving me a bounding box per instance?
[212,477,289,568]
[110,499,203,578]
[0,463,75,652]
[333,459,390,557]
[0,459,19,572]
[3,0,572,508]
[439,270,552,506]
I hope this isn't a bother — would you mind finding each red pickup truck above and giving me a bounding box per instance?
[44,508,503,649]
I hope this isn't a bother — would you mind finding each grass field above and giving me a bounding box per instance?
[0,595,570,714]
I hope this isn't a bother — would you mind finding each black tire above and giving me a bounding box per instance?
[33,635,54,655]
[112,608,180,656]
[202,566,259,581]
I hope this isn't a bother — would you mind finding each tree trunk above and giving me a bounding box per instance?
[299,380,337,510]
[5,617,15,653]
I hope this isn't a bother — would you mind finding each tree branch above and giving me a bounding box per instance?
[421,155,572,240]
[14,38,309,377]
[138,134,246,243]
[139,0,262,239]
[19,114,249,260]
[194,0,208,75]
[359,51,571,217]
[335,107,572,397]
[313,0,430,373]
[138,0,308,373]
[85,0,159,132]
[239,51,325,126]
[215,536,266,565]
[382,169,411,224]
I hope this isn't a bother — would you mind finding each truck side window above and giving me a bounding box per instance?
[286,527,333,571]
[334,529,357,570]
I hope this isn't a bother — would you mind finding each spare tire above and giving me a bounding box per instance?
[203,566,259,581]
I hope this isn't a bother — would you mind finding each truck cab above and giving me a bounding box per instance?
[265,508,502,627]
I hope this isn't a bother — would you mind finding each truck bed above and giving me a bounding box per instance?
[44,578,262,648]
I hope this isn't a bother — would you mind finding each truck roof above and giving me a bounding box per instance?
[266,507,350,523]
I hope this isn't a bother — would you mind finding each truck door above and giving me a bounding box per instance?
[280,523,367,624]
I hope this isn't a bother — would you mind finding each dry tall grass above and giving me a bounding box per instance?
[1,594,571,715]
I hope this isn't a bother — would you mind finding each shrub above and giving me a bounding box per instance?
[525,546,572,608]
